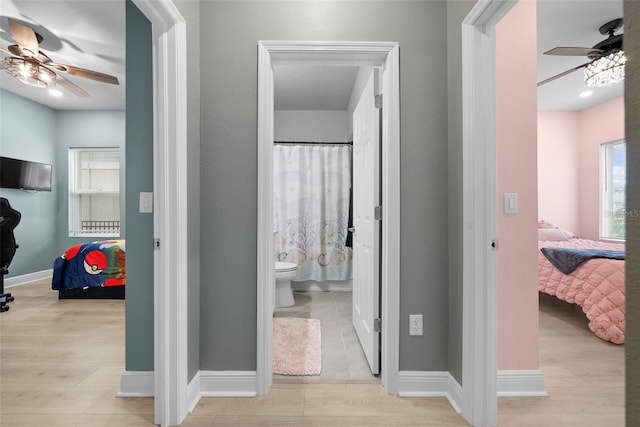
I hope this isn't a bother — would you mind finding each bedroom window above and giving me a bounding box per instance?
[68,148,121,237]
[600,139,626,241]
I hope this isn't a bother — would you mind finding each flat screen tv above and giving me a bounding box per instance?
[0,156,52,192]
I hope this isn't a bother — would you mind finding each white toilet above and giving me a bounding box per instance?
[275,262,298,308]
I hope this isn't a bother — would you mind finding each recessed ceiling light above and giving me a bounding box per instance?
[579,90,594,98]
[48,89,63,97]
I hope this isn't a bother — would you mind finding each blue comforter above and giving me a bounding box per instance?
[540,247,624,275]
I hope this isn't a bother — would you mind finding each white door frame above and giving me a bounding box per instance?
[461,0,515,426]
[131,1,189,426]
[257,41,401,395]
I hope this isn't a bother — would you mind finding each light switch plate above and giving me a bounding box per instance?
[504,192,518,215]
[139,192,153,213]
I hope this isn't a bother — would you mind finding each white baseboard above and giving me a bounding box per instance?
[397,371,463,414]
[117,371,154,397]
[116,369,545,404]
[116,370,258,401]
[497,369,547,397]
[199,371,257,397]
[5,269,53,288]
[396,370,545,408]
[292,280,352,292]
[187,372,201,413]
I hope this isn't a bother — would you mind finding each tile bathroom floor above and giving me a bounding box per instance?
[273,290,377,380]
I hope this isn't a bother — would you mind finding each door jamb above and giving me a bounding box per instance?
[461,0,515,425]
[256,41,401,395]
[131,1,189,426]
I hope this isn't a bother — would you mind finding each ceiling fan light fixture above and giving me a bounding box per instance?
[4,57,56,88]
[584,50,626,88]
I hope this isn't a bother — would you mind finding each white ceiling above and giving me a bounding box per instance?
[0,0,125,110]
[274,65,359,110]
[0,0,625,113]
[537,0,624,111]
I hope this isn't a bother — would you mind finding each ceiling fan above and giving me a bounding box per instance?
[538,18,625,87]
[0,18,119,97]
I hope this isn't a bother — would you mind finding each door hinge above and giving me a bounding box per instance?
[374,318,382,332]
[154,238,161,250]
[375,94,383,109]
[374,206,383,221]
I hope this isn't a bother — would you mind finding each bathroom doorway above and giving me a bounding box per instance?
[271,64,379,380]
[256,41,401,395]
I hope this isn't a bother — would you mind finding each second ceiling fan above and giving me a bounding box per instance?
[538,18,624,87]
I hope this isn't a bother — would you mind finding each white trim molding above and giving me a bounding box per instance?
[4,269,53,288]
[199,371,258,397]
[397,371,463,414]
[461,1,516,426]
[257,41,401,397]
[117,371,155,397]
[130,1,189,426]
[187,373,201,413]
[497,370,547,397]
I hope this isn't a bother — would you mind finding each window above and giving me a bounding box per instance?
[600,139,626,240]
[69,148,121,237]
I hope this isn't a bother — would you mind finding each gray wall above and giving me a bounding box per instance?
[0,90,57,277]
[199,1,451,372]
[173,0,202,383]
[446,0,476,385]
[625,0,640,423]
[125,0,154,371]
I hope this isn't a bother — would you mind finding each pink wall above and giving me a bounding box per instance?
[496,0,539,371]
[578,96,625,239]
[537,112,580,233]
[537,96,624,239]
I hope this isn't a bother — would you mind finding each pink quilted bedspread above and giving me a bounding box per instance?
[538,238,625,344]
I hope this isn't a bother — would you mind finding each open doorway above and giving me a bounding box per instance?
[271,64,380,380]
[256,41,401,395]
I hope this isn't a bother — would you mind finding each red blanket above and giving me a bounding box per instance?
[538,238,625,344]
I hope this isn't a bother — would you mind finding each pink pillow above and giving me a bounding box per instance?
[538,228,575,241]
[538,220,557,229]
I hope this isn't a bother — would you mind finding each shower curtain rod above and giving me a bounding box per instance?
[274,141,353,146]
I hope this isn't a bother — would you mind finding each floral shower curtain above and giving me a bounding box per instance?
[274,143,353,281]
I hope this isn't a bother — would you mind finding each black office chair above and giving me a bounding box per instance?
[1,197,21,312]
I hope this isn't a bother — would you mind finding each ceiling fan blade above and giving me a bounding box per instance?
[55,73,90,97]
[8,18,39,58]
[48,63,119,85]
[544,47,603,57]
[537,62,590,87]
[37,51,52,64]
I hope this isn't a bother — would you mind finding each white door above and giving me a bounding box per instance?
[352,69,381,374]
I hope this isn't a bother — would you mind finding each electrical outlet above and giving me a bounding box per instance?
[409,314,423,336]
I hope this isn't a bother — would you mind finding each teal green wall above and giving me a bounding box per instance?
[125,0,154,371]
[55,110,125,253]
[198,1,450,371]
[0,90,57,277]
[0,90,125,278]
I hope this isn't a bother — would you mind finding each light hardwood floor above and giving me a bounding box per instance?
[0,280,624,426]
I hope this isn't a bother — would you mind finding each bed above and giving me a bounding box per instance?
[51,239,125,299]
[538,226,624,344]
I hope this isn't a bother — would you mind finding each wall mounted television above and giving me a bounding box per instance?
[0,156,52,192]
